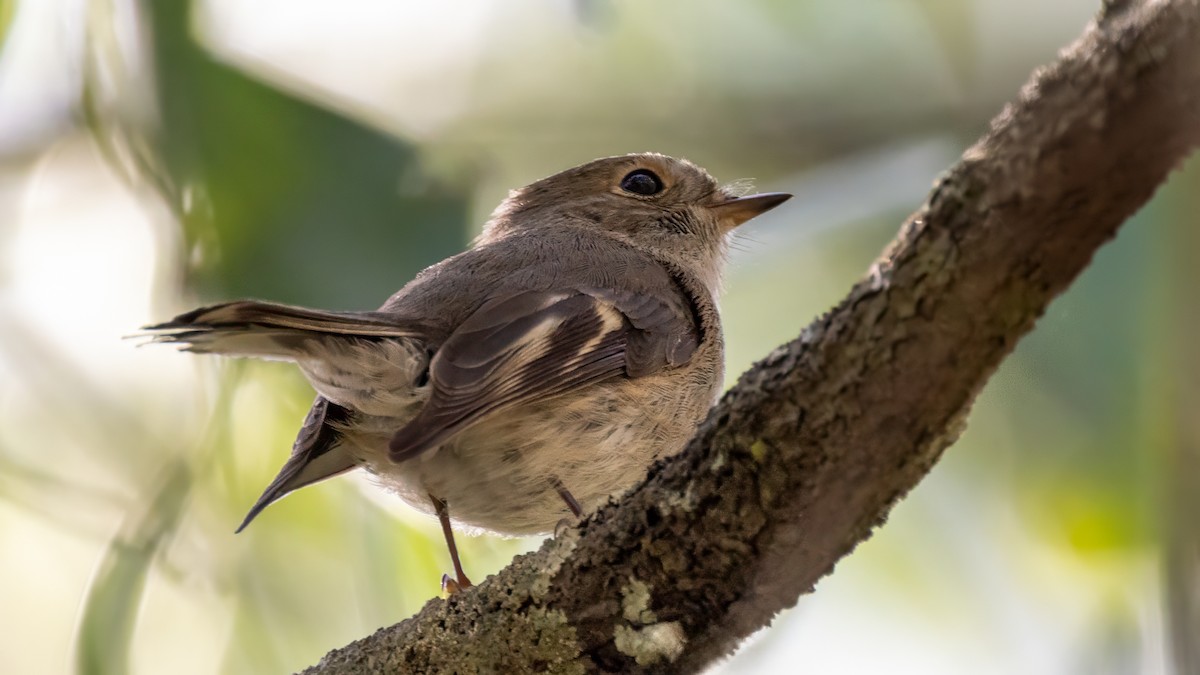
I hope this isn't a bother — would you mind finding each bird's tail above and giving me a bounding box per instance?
[139,300,427,361]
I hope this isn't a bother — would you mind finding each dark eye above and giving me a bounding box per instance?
[619,169,663,196]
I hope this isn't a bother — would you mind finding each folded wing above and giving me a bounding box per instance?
[388,286,699,461]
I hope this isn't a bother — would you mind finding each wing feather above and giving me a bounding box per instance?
[387,285,697,462]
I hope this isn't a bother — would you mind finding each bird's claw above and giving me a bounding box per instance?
[441,572,472,597]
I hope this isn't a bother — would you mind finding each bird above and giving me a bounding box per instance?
[144,153,790,592]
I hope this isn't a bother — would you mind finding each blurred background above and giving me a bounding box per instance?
[1,0,1197,673]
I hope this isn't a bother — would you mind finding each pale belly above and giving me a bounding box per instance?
[299,336,721,536]
[337,374,715,536]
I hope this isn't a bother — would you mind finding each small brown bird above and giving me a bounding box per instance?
[146,153,789,591]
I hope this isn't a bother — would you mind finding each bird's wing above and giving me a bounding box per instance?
[236,396,356,532]
[388,285,699,461]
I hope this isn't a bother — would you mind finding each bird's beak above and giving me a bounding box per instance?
[711,192,792,230]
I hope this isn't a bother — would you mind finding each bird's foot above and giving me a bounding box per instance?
[554,516,582,538]
[441,572,473,597]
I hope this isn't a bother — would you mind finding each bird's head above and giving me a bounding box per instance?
[480,153,790,287]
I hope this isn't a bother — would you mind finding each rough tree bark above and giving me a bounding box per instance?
[307,2,1200,672]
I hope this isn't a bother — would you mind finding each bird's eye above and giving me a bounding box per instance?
[619,169,663,196]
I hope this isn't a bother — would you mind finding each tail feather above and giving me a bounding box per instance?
[237,397,357,532]
[141,300,429,360]
[147,327,318,360]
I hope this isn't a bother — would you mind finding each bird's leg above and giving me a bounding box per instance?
[551,477,584,538]
[429,493,472,595]
[552,477,584,518]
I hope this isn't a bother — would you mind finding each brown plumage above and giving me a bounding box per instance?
[145,153,790,590]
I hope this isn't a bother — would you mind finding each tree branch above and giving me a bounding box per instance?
[306,2,1200,672]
